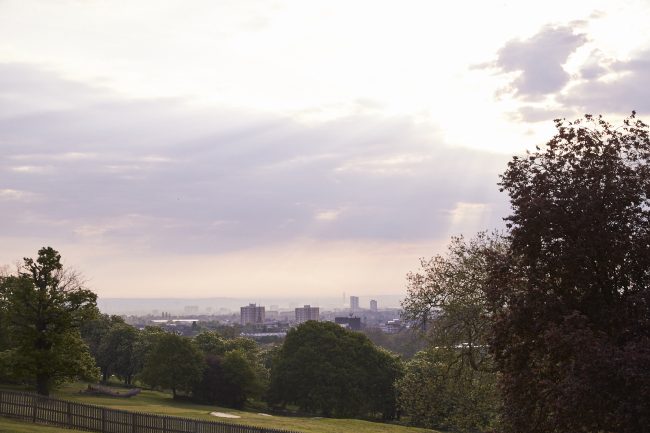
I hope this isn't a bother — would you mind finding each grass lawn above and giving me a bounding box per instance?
[0,417,73,433]
[35,383,438,433]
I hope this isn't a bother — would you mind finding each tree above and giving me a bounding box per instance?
[268,321,403,419]
[0,247,99,395]
[97,323,139,385]
[192,331,266,408]
[397,349,499,432]
[80,314,127,382]
[140,332,204,399]
[131,326,166,378]
[399,233,503,432]
[490,114,650,433]
[361,327,425,359]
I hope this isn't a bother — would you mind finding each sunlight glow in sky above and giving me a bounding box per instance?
[1,0,649,298]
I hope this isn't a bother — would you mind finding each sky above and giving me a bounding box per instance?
[1,0,649,299]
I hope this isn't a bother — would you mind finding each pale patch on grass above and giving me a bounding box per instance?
[211,412,241,418]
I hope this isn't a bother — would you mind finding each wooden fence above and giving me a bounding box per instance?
[0,390,299,433]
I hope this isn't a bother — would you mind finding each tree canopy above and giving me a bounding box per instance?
[192,331,266,408]
[0,247,98,395]
[140,332,205,399]
[399,233,503,432]
[268,321,403,418]
[489,114,650,433]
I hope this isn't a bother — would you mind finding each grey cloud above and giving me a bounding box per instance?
[0,63,510,254]
[561,49,650,114]
[493,26,587,99]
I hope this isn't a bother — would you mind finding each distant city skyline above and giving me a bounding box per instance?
[1,1,649,298]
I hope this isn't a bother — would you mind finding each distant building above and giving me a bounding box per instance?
[335,316,361,331]
[295,305,320,323]
[382,319,402,334]
[370,299,377,312]
[266,310,279,320]
[350,296,359,311]
[240,303,265,325]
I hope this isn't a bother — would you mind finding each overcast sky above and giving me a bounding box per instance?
[1,0,649,299]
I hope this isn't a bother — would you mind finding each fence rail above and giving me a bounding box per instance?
[0,389,299,433]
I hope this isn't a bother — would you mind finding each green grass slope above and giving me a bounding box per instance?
[0,417,73,433]
[43,383,437,433]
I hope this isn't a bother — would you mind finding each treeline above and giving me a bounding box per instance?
[0,251,405,419]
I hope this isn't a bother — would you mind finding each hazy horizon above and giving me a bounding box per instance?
[97,294,405,315]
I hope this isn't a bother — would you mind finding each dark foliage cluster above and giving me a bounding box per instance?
[489,114,650,433]
[268,321,403,419]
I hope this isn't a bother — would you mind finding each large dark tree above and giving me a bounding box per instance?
[268,321,403,419]
[140,333,204,399]
[192,331,266,408]
[490,114,650,433]
[0,247,99,395]
[80,313,126,382]
[97,323,139,385]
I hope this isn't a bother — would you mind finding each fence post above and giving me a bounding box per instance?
[66,401,71,429]
[163,417,167,433]
[0,390,3,415]
[32,395,37,423]
[101,408,106,433]
[131,412,136,433]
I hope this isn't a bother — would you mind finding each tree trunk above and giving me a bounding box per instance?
[36,373,49,396]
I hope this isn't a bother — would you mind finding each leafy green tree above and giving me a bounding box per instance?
[140,332,204,399]
[399,233,503,432]
[194,331,226,355]
[192,331,265,407]
[0,247,99,395]
[490,114,650,433]
[361,328,425,359]
[80,314,125,362]
[81,314,126,381]
[97,323,139,385]
[397,349,499,432]
[268,321,403,419]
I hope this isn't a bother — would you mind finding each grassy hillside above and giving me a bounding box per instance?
[0,417,72,433]
[39,383,437,433]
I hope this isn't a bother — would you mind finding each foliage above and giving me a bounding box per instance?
[97,323,139,385]
[0,247,99,395]
[490,113,650,433]
[139,332,205,398]
[80,314,129,382]
[131,326,166,379]
[268,321,403,419]
[361,328,425,359]
[397,349,498,432]
[80,313,125,367]
[192,331,266,407]
[399,233,502,431]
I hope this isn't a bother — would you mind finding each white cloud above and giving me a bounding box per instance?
[0,188,34,201]
[315,209,342,221]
